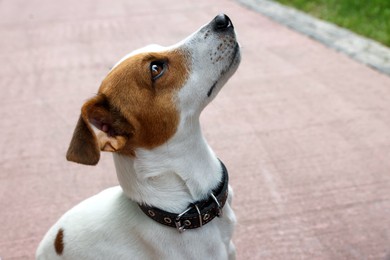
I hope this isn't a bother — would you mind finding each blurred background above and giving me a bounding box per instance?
[274,0,390,47]
[1,0,390,259]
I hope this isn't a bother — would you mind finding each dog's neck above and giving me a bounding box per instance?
[113,116,222,213]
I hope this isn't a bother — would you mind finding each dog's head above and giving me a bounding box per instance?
[66,14,241,165]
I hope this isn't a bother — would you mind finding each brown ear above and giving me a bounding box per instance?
[66,115,100,165]
[66,94,130,165]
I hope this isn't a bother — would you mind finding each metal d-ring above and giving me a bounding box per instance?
[210,193,223,217]
[194,204,203,228]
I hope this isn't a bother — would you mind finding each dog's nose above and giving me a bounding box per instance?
[213,14,233,30]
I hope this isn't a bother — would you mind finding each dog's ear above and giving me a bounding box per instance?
[66,114,100,165]
[66,94,131,165]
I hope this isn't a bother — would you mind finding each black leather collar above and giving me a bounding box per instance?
[138,160,229,232]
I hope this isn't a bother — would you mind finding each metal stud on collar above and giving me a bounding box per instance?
[148,210,155,217]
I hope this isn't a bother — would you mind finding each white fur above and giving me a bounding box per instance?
[36,16,240,260]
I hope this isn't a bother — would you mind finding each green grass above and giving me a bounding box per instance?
[274,0,390,47]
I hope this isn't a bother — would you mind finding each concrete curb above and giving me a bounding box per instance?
[235,0,390,76]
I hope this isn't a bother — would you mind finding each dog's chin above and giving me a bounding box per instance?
[207,44,241,98]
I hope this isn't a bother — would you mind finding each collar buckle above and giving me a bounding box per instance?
[175,206,193,233]
[175,204,204,233]
[139,159,229,233]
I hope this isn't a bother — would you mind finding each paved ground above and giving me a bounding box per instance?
[1,0,390,259]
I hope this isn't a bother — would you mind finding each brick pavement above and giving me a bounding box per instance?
[1,0,390,259]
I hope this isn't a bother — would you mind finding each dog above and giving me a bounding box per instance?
[36,13,241,260]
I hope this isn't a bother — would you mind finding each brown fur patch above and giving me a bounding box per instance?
[66,115,101,165]
[99,49,190,155]
[66,48,189,164]
[66,94,134,164]
[54,228,64,255]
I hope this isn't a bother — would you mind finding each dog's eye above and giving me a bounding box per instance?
[150,61,166,81]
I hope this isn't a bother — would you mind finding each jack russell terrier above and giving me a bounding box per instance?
[36,13,241,259]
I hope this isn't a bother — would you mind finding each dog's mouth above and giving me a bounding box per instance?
[207,43,240,97]
[207,82,218,97]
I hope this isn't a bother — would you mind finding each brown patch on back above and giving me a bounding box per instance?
[54,228,64,255]
[99,49,190,154]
